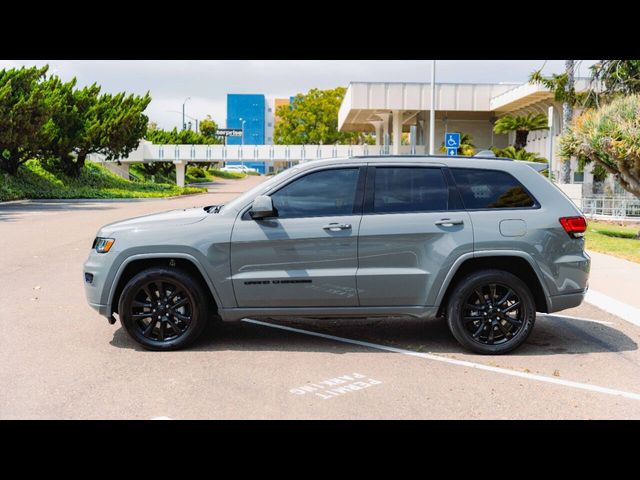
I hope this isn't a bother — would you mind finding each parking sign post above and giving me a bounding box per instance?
[445,132,460,156]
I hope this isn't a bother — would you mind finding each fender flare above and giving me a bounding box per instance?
[433,250,551,311]
[106,252,224,317]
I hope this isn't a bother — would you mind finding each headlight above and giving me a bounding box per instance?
[93,237,115,253]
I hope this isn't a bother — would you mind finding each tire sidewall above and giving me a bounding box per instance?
[447,270,536,354]
[119,268,209,351]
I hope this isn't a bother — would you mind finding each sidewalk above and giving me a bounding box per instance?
[585,250,640,326]
[587,250,640,309]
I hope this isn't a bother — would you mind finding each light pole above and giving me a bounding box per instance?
[169,110,199,132]
[239,118,246,167]
[182,97,191,131]
[429,60,436,155]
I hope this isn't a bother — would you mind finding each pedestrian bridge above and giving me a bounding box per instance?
[90,141,428,186]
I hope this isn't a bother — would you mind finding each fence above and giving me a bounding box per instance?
[580,196,640,220]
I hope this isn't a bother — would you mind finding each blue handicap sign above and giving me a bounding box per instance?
[445,132,460,149]
[447,147,458,156]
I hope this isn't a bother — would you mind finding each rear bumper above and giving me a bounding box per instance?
[547,289,588,313]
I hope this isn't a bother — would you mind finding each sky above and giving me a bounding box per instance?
[0,60,597,130]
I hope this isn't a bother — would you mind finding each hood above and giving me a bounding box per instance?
[99,206,210,235]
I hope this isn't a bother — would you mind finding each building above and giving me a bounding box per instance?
[337,79,615,198]
[226,94,266,145]
[226,94,295,146]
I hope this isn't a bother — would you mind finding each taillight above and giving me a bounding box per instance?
[559,216,587,238]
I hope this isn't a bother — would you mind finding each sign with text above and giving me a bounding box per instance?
[216,128,243,137]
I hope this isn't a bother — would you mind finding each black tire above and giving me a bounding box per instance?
[118,267,212,351]
[446,269,536,355]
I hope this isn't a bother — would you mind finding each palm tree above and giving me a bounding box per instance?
[439,133,475,156]
[491,146,547,163]
[492,113,549,150]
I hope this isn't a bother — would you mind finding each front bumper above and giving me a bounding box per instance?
[83,249,118,319]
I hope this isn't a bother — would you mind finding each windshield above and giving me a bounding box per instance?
[222,165,303,212]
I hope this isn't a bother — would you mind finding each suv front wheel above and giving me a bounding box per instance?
[118,267,211,351]
[446,269,536,355]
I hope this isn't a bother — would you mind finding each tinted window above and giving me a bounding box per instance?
[271,168,359,218]
[373,167,448,213]
[451,168,535,209]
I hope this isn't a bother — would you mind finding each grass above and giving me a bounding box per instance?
[0,160,206,202]
[585,220,640,263]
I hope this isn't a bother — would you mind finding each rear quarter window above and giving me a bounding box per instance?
[451,168,537,209]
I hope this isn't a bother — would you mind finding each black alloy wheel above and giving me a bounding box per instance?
[130,278,193,343]
[446,269,536,354]
[462,283,524,345]
[119,267,210,351]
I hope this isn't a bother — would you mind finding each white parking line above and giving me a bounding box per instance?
[151,416,172,420]
[538,313,614,326]
[242,318,640,402]
[586,289,640,328]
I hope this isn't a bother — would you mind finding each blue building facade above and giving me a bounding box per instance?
[226,94,265,145]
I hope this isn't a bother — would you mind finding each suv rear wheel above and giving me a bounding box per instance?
[446,269,536,354]
[118,267,211,351]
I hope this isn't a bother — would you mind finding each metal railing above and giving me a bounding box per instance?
[580,195,640,219]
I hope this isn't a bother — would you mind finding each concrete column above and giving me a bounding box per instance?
[174,160,186,187]
[368,120,384,146]
[422,115,430,151]
[374,122,382,146]
[416,113,424,146]
[392,110,402,155]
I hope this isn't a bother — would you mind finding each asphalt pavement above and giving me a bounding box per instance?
[1,175,639,419]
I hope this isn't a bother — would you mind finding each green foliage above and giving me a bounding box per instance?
[188,165,207,178]
[493,113,548,150]
[559,94,640,199]
[0,66,52,175]
[439,133,475,155]
[586,221,640,263]
[199,115,218,138]
[0,64,152,178]
[588,60,640,106]
[274,87,366,145]
[145,127,221,145]
[491,146,548,163]
[0,160,204,201]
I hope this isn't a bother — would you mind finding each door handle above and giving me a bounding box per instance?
[435,218,464,227]
[323,223,352,232]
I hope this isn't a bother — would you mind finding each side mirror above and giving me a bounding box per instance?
[249,195,276,219]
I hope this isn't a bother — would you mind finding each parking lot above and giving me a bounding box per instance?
[1,175,640,419]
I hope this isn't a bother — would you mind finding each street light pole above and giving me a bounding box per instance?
[239,118,246,167]
[429,60,436,155]
[182,97,191,131]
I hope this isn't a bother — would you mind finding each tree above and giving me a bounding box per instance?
[530,61,579,183]
[588,60,640,105]
[559,93,640,199]
[53,90,152,177]
[199,115,218,138]
[0,66,52,175]
[274,87,364,145]
[491,146,547,163]
[439,133,475,155]
[40,77,103,176]
[492,113,548,150]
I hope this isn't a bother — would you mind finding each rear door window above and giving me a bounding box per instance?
[372,167,449,213]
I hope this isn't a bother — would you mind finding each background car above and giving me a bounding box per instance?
[220,164,257,173]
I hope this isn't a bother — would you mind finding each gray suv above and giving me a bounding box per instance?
[84,156,590,354]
